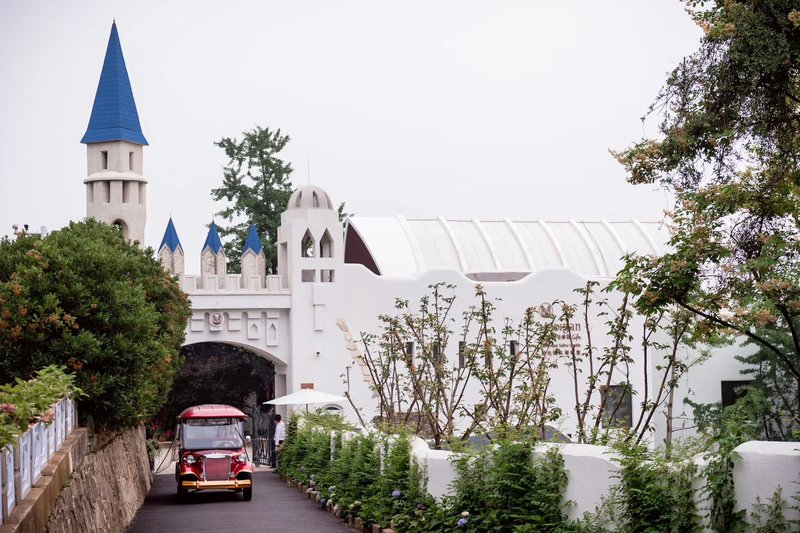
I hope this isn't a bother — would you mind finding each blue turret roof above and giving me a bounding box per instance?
[159,218,182,252]
[242,224,263,255]
[81,22,148,145]
[203,222,223,254]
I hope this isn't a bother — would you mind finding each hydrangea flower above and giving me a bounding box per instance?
[457,517,469,527]
[391,489,402,498]
[461,511,470,517]
[0,403,16,415]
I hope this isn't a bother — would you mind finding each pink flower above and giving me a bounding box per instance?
[0,403,16,415]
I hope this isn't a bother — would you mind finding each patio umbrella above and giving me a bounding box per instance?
[263,389,347,409]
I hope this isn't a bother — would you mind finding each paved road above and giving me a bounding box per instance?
[127,468,354,533]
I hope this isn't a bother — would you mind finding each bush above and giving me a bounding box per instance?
[0,365,82,447]
[0,220,190,430]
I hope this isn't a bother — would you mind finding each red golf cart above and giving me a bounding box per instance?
[175,404,253,501]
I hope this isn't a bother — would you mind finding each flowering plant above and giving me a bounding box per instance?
[0,365,81,448]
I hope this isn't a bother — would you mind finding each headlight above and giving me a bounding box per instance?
[235,454,247,464]
[185,454,197,464]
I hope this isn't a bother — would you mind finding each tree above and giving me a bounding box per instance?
[212,126,294,273]
[612,0,800,436]
[0,220,191,430]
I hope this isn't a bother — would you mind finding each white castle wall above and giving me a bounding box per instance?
[410,439,800,528]
[333,263,745,441]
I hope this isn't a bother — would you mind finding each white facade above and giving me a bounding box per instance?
[163,183,746,444]
[78,23,746,441]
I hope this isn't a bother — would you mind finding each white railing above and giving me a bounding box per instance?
[0,397,77,525]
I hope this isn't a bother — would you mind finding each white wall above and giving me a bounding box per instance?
[409,439,800,529]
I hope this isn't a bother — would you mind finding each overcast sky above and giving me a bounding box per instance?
[0,1,701,273]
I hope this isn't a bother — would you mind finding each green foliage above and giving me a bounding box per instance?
[449,439,569,532]
[737,329,800,440]
[611,440,700,533]
[282,418,792,533]
[750,488,796,532]
[691,400,757,532]
[0,220,190,430]
[0,365,82,448]
[211,126,293,273]
[357,282,563,449]
[613,0,800,434]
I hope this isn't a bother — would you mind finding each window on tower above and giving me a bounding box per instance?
[101,151,109,170]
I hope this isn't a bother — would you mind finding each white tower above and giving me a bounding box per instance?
[278,185,344,393]
[81,22,148,245]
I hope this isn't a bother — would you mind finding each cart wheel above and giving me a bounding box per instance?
[242,486,252,501]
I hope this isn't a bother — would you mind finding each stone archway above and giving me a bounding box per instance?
[147,342,276,441]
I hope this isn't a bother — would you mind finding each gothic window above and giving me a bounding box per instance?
[320,230,334,258]
[301,230,315,258]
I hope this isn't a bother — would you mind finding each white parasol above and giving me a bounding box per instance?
[263,389,347,407]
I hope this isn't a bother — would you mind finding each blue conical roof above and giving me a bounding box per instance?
[81,22,148,145]
[242,224,263,255]
[159,218,182,252]
[203,222,223,254]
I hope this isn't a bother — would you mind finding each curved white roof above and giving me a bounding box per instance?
[345,216,669,279]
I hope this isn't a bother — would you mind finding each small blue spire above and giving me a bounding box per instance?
[159,217,182,252]
[242,224,263,255]
[203,222,223,254]
[81,22,148,145]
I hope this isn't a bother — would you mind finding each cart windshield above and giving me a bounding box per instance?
[180,417,245,450]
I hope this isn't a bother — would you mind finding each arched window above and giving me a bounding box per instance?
[301,230,315,258]
[113,219,129,240]
[320,230,333,258]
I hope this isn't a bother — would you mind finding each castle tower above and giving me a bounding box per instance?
[241,224,266,290]
[201,222,227,288]
[278,185,344,394]
[277,185,343,288]
[158,218,184,276]
[81,22,148,245]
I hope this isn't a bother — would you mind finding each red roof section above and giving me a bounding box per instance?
[178,404,247,419]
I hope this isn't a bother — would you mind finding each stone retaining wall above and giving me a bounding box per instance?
[45,428,151,533]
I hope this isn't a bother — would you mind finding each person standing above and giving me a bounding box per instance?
[271,414,285,468]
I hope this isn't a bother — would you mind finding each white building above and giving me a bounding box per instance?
[82,22,747,444]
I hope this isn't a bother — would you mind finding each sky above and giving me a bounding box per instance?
[0,1,702,273]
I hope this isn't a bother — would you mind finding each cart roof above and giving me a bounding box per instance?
[178,404,247,419]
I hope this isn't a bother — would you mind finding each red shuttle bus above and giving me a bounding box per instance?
[175,404,253,501]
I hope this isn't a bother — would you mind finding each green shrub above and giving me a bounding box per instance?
[0,365,82,447]
[0,220,190,430]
